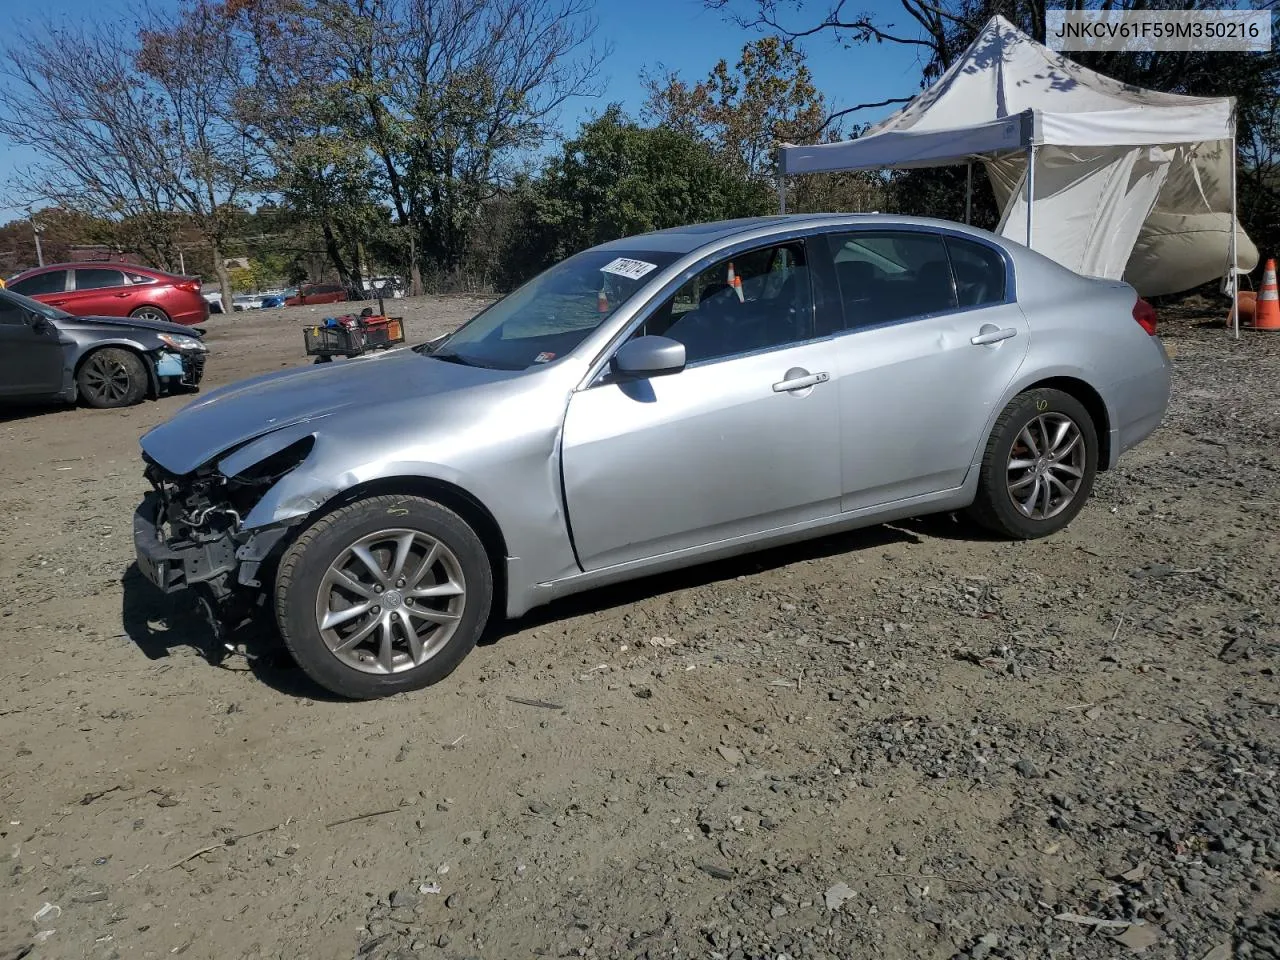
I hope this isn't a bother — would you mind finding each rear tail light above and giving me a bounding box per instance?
[1133,296,1158,335]
[175,277,202,294]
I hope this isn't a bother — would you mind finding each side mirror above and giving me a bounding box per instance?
[610,335,686,379]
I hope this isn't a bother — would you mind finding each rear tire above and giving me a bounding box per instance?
[76,348,149,408]
[965,388,1098,539]
[130,306,171,323]
[275,495,493,700]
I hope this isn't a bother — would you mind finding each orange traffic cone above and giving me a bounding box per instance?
[597,285,609,313]
[1257,258,1280,331]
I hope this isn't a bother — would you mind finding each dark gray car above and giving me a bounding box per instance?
[0,287,209,408]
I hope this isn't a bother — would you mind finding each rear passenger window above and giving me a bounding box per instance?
[945,236,1006,306]
[825,231,956,329]
[75,268,127,290]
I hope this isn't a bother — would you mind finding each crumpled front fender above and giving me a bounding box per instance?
[240,454,477,530]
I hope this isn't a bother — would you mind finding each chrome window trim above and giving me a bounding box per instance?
[577,222,848,388]
[574,218,1020,389]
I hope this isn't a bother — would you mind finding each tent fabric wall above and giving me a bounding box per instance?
[776,15,1258,298]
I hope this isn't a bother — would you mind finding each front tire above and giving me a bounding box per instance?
[76,348,149,408]
[966,388,1098,539]
[274,495,493,699]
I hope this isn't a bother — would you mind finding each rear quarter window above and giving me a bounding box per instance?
[75,268,128,290]
[945,236,1007,306]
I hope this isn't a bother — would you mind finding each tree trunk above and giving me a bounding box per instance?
[409,231,423,297]
[320,220,355,292]
[210,238,234,321]
[346,233,366,300]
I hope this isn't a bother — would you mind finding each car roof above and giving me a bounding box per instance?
[591,213,1011,255]
[11,261,168,278]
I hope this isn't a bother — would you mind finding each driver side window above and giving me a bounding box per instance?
[636,241,814,365]
[0,297,30,326]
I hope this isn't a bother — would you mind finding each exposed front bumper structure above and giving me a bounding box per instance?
[152,349,207,391]
[133,460,292,646]
[133,493,237,593]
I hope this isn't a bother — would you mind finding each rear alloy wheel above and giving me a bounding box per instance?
[966,387,1098,539]
[76,348,148,408]
[130,306,171,323]
[275,495,493,699]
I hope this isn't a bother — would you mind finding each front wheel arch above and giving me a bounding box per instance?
[73,345,158,403]
[295,476,509,621]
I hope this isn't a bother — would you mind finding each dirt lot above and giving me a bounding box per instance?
[1,296,1278,960]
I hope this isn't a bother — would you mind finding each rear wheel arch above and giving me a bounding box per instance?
[130,305,171,323]
[1020,376,1112,470]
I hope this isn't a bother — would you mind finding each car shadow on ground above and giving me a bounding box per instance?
[0,398,75,423]
[120,517,960,701]
[119,563,347,701]
[485,521,929,642]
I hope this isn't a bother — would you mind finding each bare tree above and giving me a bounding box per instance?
[233,0,607,291]
[0,2,257,312]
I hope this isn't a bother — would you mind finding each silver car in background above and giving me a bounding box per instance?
[133,214,1171,699]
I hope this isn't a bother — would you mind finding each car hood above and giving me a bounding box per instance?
[139,347,516,475]
[54,314,204,337]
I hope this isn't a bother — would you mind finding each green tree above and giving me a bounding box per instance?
[642,37,827,178]
[505,106,773,283]
[641,37,882,213]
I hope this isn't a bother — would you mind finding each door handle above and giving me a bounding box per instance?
[970,326,1018,346]
[772,371,829,392]
[114,291,131,297]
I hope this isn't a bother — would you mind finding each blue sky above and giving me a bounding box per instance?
[0,0,927,222]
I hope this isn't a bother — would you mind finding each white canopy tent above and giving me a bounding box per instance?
[776,15,1259,334]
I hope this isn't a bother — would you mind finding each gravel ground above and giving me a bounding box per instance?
[0,294,1276,960]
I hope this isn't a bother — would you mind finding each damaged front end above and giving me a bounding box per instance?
[133,436,315,650]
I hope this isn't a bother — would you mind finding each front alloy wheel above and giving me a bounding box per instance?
[77,347,148,408]
[275,495,493,699]
[316,529,466,675]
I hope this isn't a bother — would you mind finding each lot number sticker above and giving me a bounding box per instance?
[600,257,658,281]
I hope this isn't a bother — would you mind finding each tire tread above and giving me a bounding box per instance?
[77,347,148,408]
[965,387,1097,540]
[274,494,491,699]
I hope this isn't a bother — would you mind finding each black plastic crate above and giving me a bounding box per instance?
[304,324,364,357]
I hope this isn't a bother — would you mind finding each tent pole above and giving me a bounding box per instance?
[1025,145,1035,248]
[1230,134,1239,339]
[965,162,973,224]
[777,170,787,214]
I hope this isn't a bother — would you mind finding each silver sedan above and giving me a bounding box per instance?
[133,214,1171,699]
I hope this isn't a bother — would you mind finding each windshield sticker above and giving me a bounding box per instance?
[600,257,659,281]
[533,351,556,363]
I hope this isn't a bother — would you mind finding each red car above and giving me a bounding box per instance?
[285,282,349,306]
[5,262,210,327]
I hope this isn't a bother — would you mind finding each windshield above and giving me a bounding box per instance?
[0,286,71,320]
[421,247,681,370]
